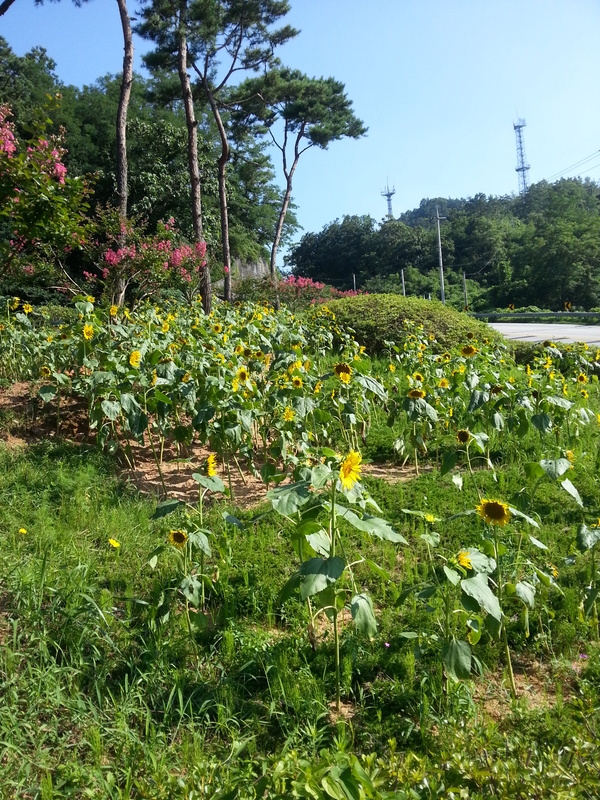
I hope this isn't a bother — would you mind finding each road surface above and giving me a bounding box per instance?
[490,323,600,345]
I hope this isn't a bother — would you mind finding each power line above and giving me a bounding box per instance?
[545,149,600,182]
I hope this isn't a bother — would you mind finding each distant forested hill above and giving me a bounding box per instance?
[286,178,600,310]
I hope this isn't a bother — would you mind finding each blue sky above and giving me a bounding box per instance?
[3,0,600,255]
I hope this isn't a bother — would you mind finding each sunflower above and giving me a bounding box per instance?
[413,372,424,382]
[292,376,303,389]
[86,295,95,304]
[389,364,396,372]
[83,324,94,341]
[168,529,188,548]
[457,551,472,569]
[476,499,511,526]
[10,297,20,310]
[129,350,141,368]
[212,323,223,334]
[40,366,52,378]
[566,450,576,465]
[333,363,352,381]
[22,303,33,314]
[577,373,588,384]
[542,340,555,348]
[407,388,426,399]
[206,453,218,477]
[457,429,470,444]
[465,331,474,340]
[490,384,503,395]
[339,451,362,491]
[438,378,449,389]
[236,365,250,383]
[314,381,323,394]
[283,407,295,422]
[109,304,118,317]
[461,345,477,357]
[161,321,170,333]
[581,389,589,399]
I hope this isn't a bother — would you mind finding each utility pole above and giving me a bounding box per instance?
[436,205,446,304]
[462,271,468,310]
[401,268,406,296]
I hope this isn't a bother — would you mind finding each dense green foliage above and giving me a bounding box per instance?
[287,179,600,311]
[327,294,504,352]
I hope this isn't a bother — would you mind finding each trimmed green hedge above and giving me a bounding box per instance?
[326,294,504,353]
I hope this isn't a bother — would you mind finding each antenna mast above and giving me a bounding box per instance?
[513,119,530,197]
[381,182,396,218]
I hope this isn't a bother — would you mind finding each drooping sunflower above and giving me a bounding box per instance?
[457,551,472,569]
[457,429,470,444]
[129,350,142,369]
[339,451,362,491]
[40,366,52,378]
[476,499,511,526]
[206,453,218,477]
[83,324,94,341]
[407,388,426,399]
[168,529,188,548]
[461,345,477,357]
[490,384,503,395]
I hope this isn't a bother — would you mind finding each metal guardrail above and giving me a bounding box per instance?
[469,311,600,322]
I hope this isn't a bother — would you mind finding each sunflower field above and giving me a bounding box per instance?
[1,293,600,798]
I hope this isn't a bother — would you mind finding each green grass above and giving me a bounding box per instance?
[1,434,600,797]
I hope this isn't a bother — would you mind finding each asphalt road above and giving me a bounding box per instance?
[490,323,600,345]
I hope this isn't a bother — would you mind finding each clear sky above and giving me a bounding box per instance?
[3,0,600,255]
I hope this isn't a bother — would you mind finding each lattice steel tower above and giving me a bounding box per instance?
[381,182,396,218]
[513,119,530,197]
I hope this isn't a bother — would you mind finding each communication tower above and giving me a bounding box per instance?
[381,182,396,218]
[513,119,530,197]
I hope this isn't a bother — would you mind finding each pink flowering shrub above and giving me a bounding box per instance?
[0,101,90,286]
[86,209,208,305]
[234,274,363,310]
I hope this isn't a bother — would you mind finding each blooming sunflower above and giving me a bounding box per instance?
[23,303,33,314]
[457,551,472,569]
[168,529,188,548]
[457,429,470,444]
[86,295,95,304]
[161,322,170,333]
[438,378,449,389]
[461,345,477,357]
[577,373,588,384]
[476,499,511,526]
[129,350,141,368]
[109,304,118,317]
[83,324,94,341]
[413,372,424,382]
[333,363,352,382]
[339,451,362,491]
[292,376,303,389]
[213,323,223,334]
[283,407,295,422]
[407,388,426,399]
[40,366,52,378]
[206,453,217,477]
[236,365,250,383]
[314,381,323,394]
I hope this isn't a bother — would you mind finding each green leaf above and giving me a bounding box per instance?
[492,412,504,431]
[561,477,583,507]
[310,463,332,489]
[467,616,483,645]
[547,395,573,410]
[442,638,472,681]
[267,481,313,516]
[515,581,536,609]
[365,559,391,581]
[452,473,463,490]
[539,458,572,480]
[509,506,540,528]
[152,498,183,519]
[461,573,502,621]
[465,548,496,575]
[420,531,441,547]
[38,384,57,403]
[306,529,331,557]
[179,576,202,607]
[188,529,211,556]
[529,535,548,550]
[443,566,461,586]
[398,631,418,639]
[278,571,302,604]
[471,431,489,452]
[354,373,387,401]
[524,462,546,482]
[299,556,345,600]
[350,593,377,638]
[531,413,553,433]
[335,505,407,543]
[191,472,226,493]
[440,450,458,476]
[577,523,600,553]
[222,512,245,530]
[101,399,121,421]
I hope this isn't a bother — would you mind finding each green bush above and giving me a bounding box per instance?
[326,293,504,353]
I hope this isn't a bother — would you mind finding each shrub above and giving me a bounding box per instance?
[233,274,361,310]
[326,293,504,353]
